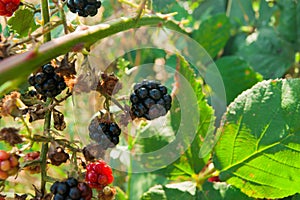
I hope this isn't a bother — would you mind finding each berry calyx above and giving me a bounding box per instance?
[48,147,69,166]
[0,0,20,17]
[28,64,67,98]
[0,150,19,180]
[23,151,41,174]
[85,160,114,190]
[67,0,102,17]
[50,177,92,200]
[130,80,172,120]
[88,117,121,150]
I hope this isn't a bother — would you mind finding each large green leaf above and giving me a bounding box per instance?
[213,79,300,199]
[7,8,39,38]
[236,27,295,78]
[214,56,263,104]
[277,0,300,50]
[192,14,231,58]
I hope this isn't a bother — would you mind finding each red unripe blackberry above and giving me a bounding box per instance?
[88,117,121,150]
[85,160,114,190]
[28,64,67,98]
[130,80,172,120]
[67,0,101,17]
[0,0,20,17]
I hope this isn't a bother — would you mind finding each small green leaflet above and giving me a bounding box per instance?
[8,8,39,38]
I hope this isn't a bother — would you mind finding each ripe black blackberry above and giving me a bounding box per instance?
[50,177,92,200]
[67,0,102,17]
[28,64,66,98]
[130,80,172,120]
[88,117,121,150]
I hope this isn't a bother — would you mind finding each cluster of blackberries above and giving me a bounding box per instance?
[130,80,172,120]
[67,0,102,17]
[28,64,66,98]
[89,118,121,150]
[51,177,92,200]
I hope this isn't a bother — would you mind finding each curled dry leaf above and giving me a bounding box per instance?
[53,110,66,131]
[0,127,23,146]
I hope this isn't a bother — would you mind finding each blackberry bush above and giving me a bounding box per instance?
[88,117,121,150]
[66,0,102,17]
[85,160,114,190]
[28,64,67,98]
[50,177,92,200]
[130,80,172,120]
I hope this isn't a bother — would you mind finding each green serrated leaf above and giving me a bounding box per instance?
[213,79,300,199]
[277,0,299,49]
[7,8,39,38]
[213,56,263,104]
[192,14,231,58]
[236,27,295,78]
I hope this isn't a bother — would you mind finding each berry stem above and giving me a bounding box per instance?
[40,98,53,195]
[0,14,187,88]
[41,0,51,42]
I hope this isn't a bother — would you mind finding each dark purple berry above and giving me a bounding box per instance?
[158,85,167,94]
[53,194,65,200]
[28,75,36,86]
[42,64,55,74]
[57,182,68,195]
[149,89,161,100]
[69,187,81,199]
[130,94,139,104]
[66,177,78,187]
[136,88,148,99]
[50,181,59,194]
[57,81,67,90]
[35,72,47,84]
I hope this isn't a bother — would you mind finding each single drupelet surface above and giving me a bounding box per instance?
[0,0,20,17]
[89,117,121,150]
[50,177,92,200]
[0,150,19,180]
[28,64,66,98]
[130,80,172,120]
[85,160,114,190]
[67,0,102,17]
